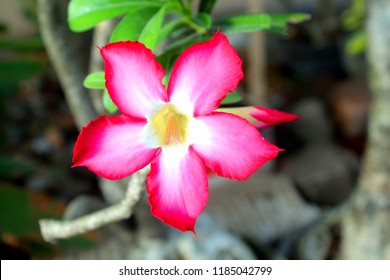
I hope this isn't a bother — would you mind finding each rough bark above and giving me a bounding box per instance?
[341,0,390,259]
[37,0,97,129]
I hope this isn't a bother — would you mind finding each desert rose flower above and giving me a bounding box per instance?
[73,32,283,232]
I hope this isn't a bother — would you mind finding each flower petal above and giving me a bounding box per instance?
[101,41,167,119]
[147,146,208,232]
[217,106,299,129]
[73,114,158,180]
[167,32,243,116]
[192,112,282,180]
[251,106,299,128]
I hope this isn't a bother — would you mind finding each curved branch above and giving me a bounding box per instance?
[88,20,118,116]
[37,0,97,129]
[39,167,149,243]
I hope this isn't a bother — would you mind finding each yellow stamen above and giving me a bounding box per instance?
[151,104,189,147]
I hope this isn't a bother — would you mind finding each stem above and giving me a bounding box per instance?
[88,20,118,116]
[183,17,207,34]
[177,0,188,14]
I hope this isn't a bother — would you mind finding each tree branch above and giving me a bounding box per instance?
[37,0,97,129]
[246,0,267,104]
[39,167,149,243]
[88,20,118,116]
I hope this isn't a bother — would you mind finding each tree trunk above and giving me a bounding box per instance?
[341,0,390,259]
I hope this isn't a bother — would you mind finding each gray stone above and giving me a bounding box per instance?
[98,177,128,205]
[297,228,332,260]
[283,145,358,205]
[59,224,136,260]
[174,214,256,260]
[288,98,332,144]
[64,195,106,220]
[206,172,321,244]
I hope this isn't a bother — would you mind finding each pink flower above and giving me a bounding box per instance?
[73,32,282,232]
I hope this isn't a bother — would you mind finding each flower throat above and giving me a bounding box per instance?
[151,104,189,146]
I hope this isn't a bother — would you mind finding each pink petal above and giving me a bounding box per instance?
[101,41,168,119]
[73,114,158,180]
[147,146,208,232]
[217,106,299,129]
[167,31,243,116]
[192,112,282,180]
[251,106,299,129]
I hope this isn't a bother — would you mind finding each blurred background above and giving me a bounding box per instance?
[1,0,385,260]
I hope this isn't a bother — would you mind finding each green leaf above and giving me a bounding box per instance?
[214,13,310,34]
[103,89,118,113]
[83,71,105,89]
[0,60,44,84]
[139,5,166,50]
[84,73,118,114]
[220,90,242,105]
[199,0,216,14]
[158,19,185,44]
[342,0,364,31]
[0,37,43,51]
[170,25,193,39]
[268,14,311,35]
[110,8,158,42]
[215,14,270,33]
[165,33,210,54]
[192,12,212,29]
[345,30,366,56]
[68,0,165,32]
[0,185,34,235]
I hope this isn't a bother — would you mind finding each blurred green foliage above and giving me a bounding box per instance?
[0,185,96,258]
[342,0,365,56]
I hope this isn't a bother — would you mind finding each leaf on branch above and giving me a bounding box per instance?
[103,89,118,113]
[220,90,242,105]
[68,0,165,32]
[110,8,158,43]
[158,19,186,44]
[345,30,366,56]
[83,71,105,89]
[139,5,166,51]
[214,13,310,35]
[164,33,210,54]
[83,72,119,114]
[268,14,311,35]
[191,13,212,30]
